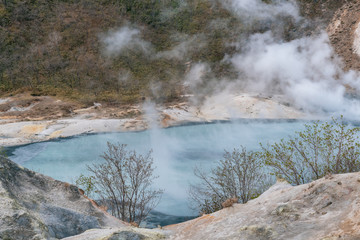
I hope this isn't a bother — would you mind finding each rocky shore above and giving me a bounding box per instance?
[0,93,304,147]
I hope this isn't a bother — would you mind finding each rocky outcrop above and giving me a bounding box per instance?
[166,173,360,240]
[327,1,360,71]
[0,156,125,240]
[57,171,360,240]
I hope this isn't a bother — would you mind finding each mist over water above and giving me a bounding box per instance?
[9,121,306,217]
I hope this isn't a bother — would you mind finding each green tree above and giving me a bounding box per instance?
[260,117,360,185]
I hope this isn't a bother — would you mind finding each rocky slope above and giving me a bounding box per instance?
[0,156,126,240]
[166,173,360,240]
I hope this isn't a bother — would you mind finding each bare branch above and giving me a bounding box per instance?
[83,142,163,225]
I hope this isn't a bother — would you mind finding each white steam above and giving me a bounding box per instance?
[141,101,186,206]
[184,63,210,90]
[222,0,300,21]
[156,35,205,60]
[184,0,360,120]
[101,26,152,56]
[228,29,360,118]
[231,32,341,95]
[100,1,360,120]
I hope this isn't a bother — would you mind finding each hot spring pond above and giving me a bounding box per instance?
[7,120,307,227]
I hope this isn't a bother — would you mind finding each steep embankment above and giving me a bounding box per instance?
[0,156,127,239]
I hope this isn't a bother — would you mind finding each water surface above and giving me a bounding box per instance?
[8,120,306,223]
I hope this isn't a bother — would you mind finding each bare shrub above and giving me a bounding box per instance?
[87,142,163,225]
[189,147,272,214]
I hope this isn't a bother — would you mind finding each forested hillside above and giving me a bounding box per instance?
[0,0,350,105]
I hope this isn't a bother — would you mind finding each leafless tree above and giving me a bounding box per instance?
[87,142,163,225]
[189,147,272,214]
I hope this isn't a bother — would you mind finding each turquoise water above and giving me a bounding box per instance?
[8,120,306,218]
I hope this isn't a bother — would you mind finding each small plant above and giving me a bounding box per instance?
[75,174,97,198]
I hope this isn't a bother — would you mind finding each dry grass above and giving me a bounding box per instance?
[222,197,239,208]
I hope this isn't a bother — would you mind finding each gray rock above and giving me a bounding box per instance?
[165,172,360,239]
[108,231,145,240]
[0,156,124,240]
[62,227,167,240]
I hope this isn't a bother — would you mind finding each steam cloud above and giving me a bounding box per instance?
[222,0,300,22]
[230,32,348,113]
[207,0,360,119]
[101,1,360,119]
[101,26,152,57]
[184,63,210,90]
[226,21,360,118]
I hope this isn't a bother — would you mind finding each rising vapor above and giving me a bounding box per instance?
[192,0,360,119]
[101,26,152,57]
